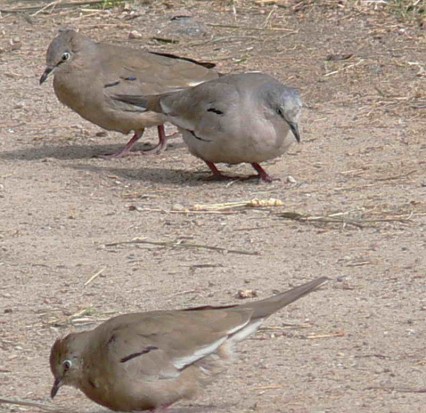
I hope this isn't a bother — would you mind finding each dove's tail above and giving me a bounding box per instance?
[243,276,327,320]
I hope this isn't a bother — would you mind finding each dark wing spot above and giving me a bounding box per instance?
[121,76,137,81]
[184,304,237,311]
[189,130,211,143]
[120,346,159,363]
[88,378,97,388]
[104,81,120,88]
[107,333,117,345]
[148,51,216,69]
[207,107,224,115]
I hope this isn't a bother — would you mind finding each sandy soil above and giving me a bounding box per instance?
[0,1,425,412]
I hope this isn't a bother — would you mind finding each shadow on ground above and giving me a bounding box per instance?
[0,142,184,161]
[67,163,266,187]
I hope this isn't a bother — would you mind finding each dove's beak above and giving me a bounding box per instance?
[50,377,62,399]
[40,67,54,85]
[288,121,300,143]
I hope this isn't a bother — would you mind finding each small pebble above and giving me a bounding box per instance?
[129,30,143,39]
[235,289,258,299]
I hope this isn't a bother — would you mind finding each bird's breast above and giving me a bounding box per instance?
[182,113,294,164]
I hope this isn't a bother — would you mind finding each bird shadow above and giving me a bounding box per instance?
[0,143,265,187]
[0,142,184,161]
[67,161,269,187]
[69,162,213,187]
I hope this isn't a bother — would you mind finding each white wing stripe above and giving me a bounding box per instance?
[173,336,227,370]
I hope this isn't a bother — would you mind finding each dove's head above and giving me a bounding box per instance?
[262,83,302,143]
[39,29,92,85]
[49,332,88,398]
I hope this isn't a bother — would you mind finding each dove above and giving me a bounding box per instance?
[113,72,302,181]
[50,277,326,411]
[39,29,218,158]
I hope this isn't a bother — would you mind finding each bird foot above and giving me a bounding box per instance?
[202,162,276,183]
[98,149,139,159]
[203,161,236,181]
[97,126,174,159]
[204,173,278,183]
[204,173,236,181]
[244,174,278,183]
[137,139,169,155]
[97,140,169,159]
[250,163,276,183]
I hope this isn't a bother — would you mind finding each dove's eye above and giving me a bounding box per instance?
[63,360,72,371]
[61,52,70,61]
[276,107,284,117]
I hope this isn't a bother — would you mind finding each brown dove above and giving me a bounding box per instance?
[50,277,326,411]
[113,72,302,181]
[39,29,218,158]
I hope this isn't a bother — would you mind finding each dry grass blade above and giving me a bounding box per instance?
[0,0,106,14]
[307,331,346,339]
[255,384,283,391]
[193,198,284,211]
[131,206,238,215]
[279,211,365,228]
[84,267,106,286]
[375,169,417,181]
[278,210,416,229]
[30,0,61,17]
[365,386,426,393]
[206,22,297,32]
[324,59,365,77]
[260,323,314,331]
[105,237,260,256]
[130,199,284,214]
[41,306,104,328]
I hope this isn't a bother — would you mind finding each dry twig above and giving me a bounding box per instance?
[307,331,346,339]
[193,198,284,211]
[206,23,296,32]
[84,267,106,286]
[130,199,283,214]
[324,59,365,77]
[105,237,260,256]
[365,386,426,394]
[278,210,415,229]
[1,0,105,14]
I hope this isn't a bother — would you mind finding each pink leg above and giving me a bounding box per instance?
[203,161,275,182]
[100,125,172,159]
[204,161,234,180]
[100,130,144,159]
[205,161,223,177]
[251,163,273,183]
[140,125,169,155]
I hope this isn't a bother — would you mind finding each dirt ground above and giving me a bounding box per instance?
[0,1,425,412]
